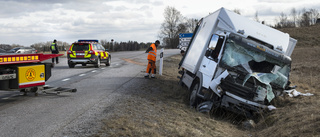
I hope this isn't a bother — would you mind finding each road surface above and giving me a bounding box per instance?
[0,49,179,137]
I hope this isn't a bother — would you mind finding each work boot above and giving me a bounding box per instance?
[151,74,156,78]
[144,73,149,78]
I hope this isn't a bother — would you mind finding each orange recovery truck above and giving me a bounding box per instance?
[0,53,76,95]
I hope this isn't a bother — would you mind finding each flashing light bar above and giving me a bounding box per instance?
[0,53,63,65]
[0,55,39,63]
[78,39,99,43]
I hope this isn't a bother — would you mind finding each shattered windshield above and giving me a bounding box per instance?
[220,36,291,89]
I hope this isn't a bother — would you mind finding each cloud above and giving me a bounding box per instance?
[0,0,319,46]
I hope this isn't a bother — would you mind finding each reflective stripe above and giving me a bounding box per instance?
[148,53,156,57]
[51,43,56,50]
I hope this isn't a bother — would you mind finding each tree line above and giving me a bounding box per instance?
[29,40,151,53]
[0,40,152,53]
[99,40,151,52]
[159,7,320,48]
[252,8,319,28]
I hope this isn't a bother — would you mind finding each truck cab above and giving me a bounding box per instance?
[179,8,297,117]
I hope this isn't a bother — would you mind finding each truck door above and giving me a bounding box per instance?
[199,34,225,88]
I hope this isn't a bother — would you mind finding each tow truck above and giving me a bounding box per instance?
[0,53,76,95]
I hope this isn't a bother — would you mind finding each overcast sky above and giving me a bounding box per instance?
[0,0,319,46]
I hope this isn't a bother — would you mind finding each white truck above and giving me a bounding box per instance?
[179,7,297,117]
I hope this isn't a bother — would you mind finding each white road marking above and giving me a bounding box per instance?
[101,68,105,70]
[62,78,70,81]
[2,94,19,100]
[79,74,86,77]
[92,70,97,73]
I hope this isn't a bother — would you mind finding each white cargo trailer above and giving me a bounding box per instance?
[179,7,297,117]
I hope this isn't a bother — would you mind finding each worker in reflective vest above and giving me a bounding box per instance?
[50,39,59,64]
[145,40,160,78]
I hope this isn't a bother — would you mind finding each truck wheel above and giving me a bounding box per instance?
[68,63,75,68]
[190,82,201,108]
[95,58,101,68]
[106,57,111,66]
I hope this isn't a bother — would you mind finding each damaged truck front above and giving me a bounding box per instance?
[179,7,297,117]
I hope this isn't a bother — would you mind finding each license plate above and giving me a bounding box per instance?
[76,53,85,55]
[0,74,16,80]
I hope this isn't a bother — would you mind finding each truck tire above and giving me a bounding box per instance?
[95,58,101,68]
[190,81,201,108]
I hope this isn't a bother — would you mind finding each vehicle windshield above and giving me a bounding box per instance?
[11,48,20,51]
[220,36,291,89]
[72,43,90,51]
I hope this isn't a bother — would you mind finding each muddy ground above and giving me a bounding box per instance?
[91,25,320,137]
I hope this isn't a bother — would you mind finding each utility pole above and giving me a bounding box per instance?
[111,39,114,51]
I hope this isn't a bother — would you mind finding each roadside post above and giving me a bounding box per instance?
[159,48,164,75]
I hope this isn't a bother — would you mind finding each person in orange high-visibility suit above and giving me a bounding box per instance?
[145,40,160,78]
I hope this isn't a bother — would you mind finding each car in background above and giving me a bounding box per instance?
[67,39,111,68]
[8,47,37,54]
[0,48,6,53]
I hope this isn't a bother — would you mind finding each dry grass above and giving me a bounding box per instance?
[252,25,320,136]
[93,55,248,136]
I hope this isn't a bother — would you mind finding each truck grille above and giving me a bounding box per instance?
[220,75,257,100]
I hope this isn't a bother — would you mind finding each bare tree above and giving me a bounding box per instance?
[290,8,297,27]
[309,8,319,25]
[233,9,241,15]
[0,44,11,50]
[254,11,260,23]
[185,18,198,33]
[277,12,288,28]
[159,6,183,48]
[299,8,311,27]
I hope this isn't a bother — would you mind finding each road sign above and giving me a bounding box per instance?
[178,33,193,51]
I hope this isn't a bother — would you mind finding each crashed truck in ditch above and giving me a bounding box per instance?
[178,7,297,117]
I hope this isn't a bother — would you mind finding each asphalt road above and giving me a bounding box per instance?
[0,49,179,137]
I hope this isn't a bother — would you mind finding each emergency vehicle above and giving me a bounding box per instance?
[67,40,111,68]
[0,53,76,95]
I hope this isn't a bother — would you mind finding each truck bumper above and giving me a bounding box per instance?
[0,63,52,90]
[68,57,98,64]
[220,92,267,116]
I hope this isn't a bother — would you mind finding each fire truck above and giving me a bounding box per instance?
[0,53,76,95]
